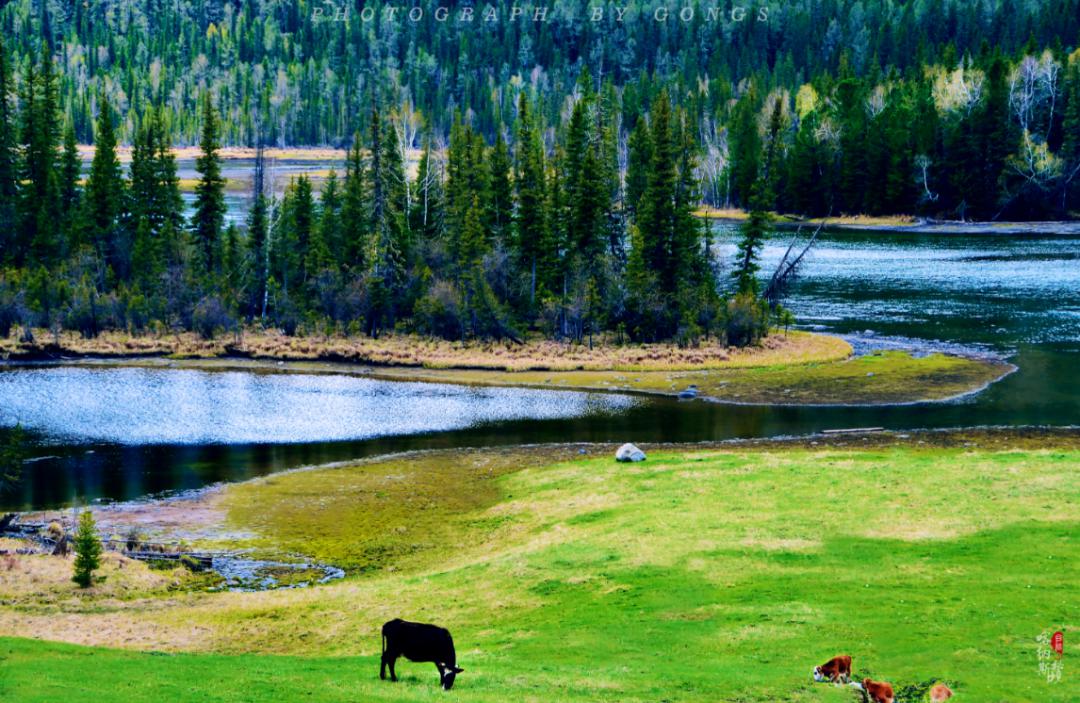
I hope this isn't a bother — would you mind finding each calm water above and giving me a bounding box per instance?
[2,227,1079,509]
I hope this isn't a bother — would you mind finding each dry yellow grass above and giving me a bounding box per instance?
[2,329,1013,404]
[693,206,918,227]
[1,328,849,372]
[0,550,195,607]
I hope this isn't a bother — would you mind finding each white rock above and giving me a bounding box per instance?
[615,443,646,462]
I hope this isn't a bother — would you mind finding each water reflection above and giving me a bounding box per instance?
[0,367,636,445]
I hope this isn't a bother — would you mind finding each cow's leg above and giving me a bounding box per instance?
[381,650,399,682]
[436,662,445,686]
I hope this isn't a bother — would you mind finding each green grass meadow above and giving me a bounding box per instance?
[1,443,1075,702]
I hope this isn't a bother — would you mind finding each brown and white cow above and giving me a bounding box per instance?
[812,655,852,683]
[862,677,895,703]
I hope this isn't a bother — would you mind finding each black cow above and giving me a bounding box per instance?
[380,618,465,690]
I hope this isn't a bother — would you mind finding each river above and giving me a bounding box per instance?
[1,226,1078,510]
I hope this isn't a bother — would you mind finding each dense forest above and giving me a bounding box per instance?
[1,1,1079,345]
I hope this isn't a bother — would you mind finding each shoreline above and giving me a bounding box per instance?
[7,425,1077,558]
[695,207,1080,235]
[0,330,1013,406]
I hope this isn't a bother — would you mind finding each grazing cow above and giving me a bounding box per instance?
[812,654,852,683]
[929,683,953,701]
[381,618,464,690]
[862,678,895,703]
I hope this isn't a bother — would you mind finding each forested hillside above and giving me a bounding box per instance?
[1,2,1080,347]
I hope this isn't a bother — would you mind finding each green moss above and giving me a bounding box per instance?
[364,350,1013,404]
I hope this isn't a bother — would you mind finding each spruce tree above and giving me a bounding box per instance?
[487,132,513,246]
[246,145,270,318]
[291,175,315,283]
[341,133,368,270]
[786,111,832,216]
[83,95,127,277]
[513,94,549,311]
[151,109,184,234]
[316,169,343,266]
[625,116,652,221]
[0,35,16,255]
[129,118,157,228]
[72,509,102,588]
[834,79,866,212]
[17,49,62,266]
[192,93,226,276]
[57,122,82,258]
[733,194,770,296]
[131,215,162,293]
[729,87,762,208]
[636,91,678,292]
[367,105,408,332]
[59,124,81,219]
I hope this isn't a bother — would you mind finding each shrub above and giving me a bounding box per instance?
[192,296,235,340]
[724,293,770,347]
[414,280,464,339]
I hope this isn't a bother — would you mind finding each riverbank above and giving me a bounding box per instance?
[0,330,1013,405]
[1,429,1076,701]
[695,206,1080,234]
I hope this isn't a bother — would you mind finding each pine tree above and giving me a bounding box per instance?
[673,109,711,292]
[56,121,81,259]
[367,104,408,332]
[222,222,241,295]
[458,194,509,339]
[151,109,184,234]
[786,111,832,216]
[292,175,315,283]
[0,35,17,256]
[316,169,343,266]
[487,132,513,246]
[444,119,475,254]
[246,144,270,318]
[636,91,678,292]
[760,97,786,209]
[341,133,368,269]
[835,77,870,213]
[625,116,652,221]
[131,214,162,292]
[17,48,62,266]
[729,87,762,208]
[72,509,102,588]
[129,118,157,227]
[59,124,81,220]
[192,93,226,276]
[83,95,127,277]
[733,196,770,296]
[513,94,549,311]
[627,91,688,339]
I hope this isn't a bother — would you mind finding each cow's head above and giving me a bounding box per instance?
[440,664,464,690]
[812,666,825,682]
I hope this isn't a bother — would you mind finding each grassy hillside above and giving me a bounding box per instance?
[1,438,1075,702]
